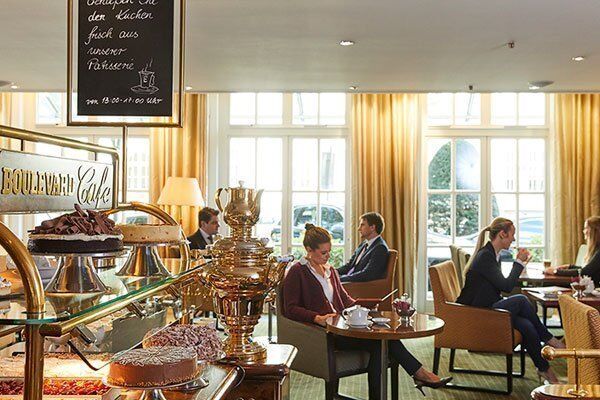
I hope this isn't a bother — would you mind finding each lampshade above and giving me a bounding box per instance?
[157,177,204,207]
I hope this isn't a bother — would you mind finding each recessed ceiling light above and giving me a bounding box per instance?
[528,80,554,90]
[9,84,18,90]
[339,40,355,46]
[348,86,357,91]
[572,56,585,62]
[185,86,193,91]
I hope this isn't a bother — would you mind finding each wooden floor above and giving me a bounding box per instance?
[254,315,567,400]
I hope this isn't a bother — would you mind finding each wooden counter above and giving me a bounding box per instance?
[225,342,297,400]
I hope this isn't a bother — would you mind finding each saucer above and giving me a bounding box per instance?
[131,85,159,95]
[346,321,373,328]
[371,317,391,324]
[591,290,600,297]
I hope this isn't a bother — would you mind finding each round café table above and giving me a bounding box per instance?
[326,312,445,400]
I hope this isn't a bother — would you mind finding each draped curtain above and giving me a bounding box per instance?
[552,94,600,264]
[351,93,421,294]
[149,94,207,235]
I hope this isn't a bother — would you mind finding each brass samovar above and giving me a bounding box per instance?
[202,182,291,363]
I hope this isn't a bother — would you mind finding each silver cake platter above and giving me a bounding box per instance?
[103,374,207,400]
[32,250,127,294]
[117,240,189,278]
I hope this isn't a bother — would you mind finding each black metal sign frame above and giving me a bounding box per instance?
[66,0,185,128]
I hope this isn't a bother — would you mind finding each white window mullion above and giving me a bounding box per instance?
[481,137,490,229]
[283,137,293,254]
[450,139,456,242]
[316,139,321,226]
[515,139,521,247]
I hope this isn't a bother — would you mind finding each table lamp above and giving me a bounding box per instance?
[157,177,205,225]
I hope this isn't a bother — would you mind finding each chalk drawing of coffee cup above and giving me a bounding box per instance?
[131,60,159,95]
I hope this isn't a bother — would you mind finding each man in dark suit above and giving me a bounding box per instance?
[187,207,220,250]
[338,212,389,282]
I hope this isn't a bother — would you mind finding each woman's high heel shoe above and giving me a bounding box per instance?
[413,376,453,396]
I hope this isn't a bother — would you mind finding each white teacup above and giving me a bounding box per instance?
[342,305,370,326]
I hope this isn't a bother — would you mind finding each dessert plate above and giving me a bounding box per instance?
[372,317,391,325]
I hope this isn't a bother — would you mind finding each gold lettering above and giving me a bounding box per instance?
[11,169,22,195]
[53,175,61,196]
[31,171,38,194]
[45,173,53,195]
[1,168,12,195]
[22,170,31,195]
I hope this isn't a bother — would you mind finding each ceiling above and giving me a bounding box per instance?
[2,0,600,92]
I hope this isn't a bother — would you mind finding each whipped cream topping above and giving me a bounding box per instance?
[29,204,121,236]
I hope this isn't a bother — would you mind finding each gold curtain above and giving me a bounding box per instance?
[553,94,600,264]
[0,93,11,126]
[351,93,420,293]
[150,94,207,235]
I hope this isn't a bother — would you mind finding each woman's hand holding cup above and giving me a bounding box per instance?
[516,248,531,264]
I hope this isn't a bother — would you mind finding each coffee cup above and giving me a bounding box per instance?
[342,305,370,326]
[543,259,551,268]
[139,70,155,88]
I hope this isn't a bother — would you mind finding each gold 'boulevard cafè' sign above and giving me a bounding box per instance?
[0,150,115,212]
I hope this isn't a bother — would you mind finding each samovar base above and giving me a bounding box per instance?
[221,340,267,364]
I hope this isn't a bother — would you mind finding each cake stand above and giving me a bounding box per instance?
[33,250,127,294]
[103,374,207,400]
[117,240,187,278]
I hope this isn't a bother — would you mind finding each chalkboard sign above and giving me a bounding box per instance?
[77,0,174,117]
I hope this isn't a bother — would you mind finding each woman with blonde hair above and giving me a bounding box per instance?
[545,216,600,285]
[457,217,564,383]
[282,224,451,398]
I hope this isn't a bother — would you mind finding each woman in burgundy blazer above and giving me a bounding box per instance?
[281,224,450,399]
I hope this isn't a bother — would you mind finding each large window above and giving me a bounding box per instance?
[228,136,347,266]
[422,93,548,298]
[224,93,350,266]
[229,92,346,127]
[426,138,481,266]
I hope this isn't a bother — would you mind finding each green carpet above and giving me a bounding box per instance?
[254,315,567,400]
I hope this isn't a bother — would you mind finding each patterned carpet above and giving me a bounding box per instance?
[254,315,567,400]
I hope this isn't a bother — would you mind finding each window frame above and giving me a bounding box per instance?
[218,93,352,263]
[426,93,549,129]
[226,92,350,128]
[417,93,550,311]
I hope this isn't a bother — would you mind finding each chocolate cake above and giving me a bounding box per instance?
[28,205,123,254]
[107,346,198,387]
[143,324,224,361]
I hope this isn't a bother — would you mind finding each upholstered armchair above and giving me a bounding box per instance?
[456,247,470,285]
[429,261,524,394]
[342,250,398,311]
[449,244,462,286]
[276,287,399,400]
[558,294,600,384]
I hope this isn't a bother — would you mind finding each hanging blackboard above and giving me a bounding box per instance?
[77,0,174,117]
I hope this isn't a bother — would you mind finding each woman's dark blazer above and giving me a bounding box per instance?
[456,242,524,308]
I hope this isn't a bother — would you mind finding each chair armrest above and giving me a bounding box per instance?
[276,313,332,379]
[435,302,516,353]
